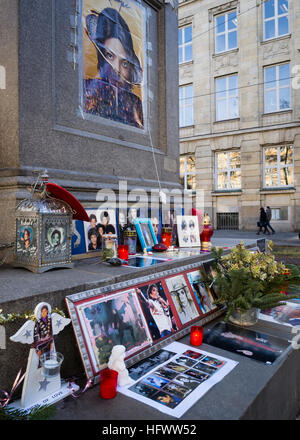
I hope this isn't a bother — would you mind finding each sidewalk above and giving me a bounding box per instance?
[212,230,300,247]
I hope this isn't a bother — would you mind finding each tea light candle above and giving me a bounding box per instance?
[118,245,129,261]
[190,326,203,346]
[100,369,118,399]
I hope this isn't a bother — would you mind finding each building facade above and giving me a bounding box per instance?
[179,0,300,231]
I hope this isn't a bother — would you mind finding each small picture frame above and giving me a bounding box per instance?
[134,218,158,251]
[176,216,200,248]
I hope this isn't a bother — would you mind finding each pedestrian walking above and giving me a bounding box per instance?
[256,207,271,235]
[266,206,275,234]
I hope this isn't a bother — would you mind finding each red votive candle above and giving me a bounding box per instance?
[118,245,129,260]
[100,369,118,399]
[190,326,203,346]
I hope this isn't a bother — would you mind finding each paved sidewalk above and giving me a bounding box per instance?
[212,230,300,247]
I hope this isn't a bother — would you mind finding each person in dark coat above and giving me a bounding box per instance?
[256,207,271,235]
[266,206,275,234]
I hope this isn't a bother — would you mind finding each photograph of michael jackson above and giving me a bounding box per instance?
[84,208,117,252]
[77,289,151,371]
[82,0,145,129]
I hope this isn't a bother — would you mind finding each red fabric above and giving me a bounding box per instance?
[46,182,90,222]
[191,208,204,234]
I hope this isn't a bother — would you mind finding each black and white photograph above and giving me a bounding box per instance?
[173,355,198,368]
[165,275,199,325]
[173,374,204,390]
[187,270,216,314]
[176,215,200,247]
[148,349,177,364]
[184,368,212,381]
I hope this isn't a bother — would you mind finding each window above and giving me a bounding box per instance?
[264,63,291,113]
[215,10,238,53]
[179,85,194,127]
[264,0,289,40]
[215,75,239,121]
[180,156,196,190]
[271,207,288,220]
[179,26,192,63]
[263,145,294,188]
[215,151,241,190]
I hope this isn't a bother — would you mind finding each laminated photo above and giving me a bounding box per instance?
[76,289,151,374]
[165,275,200,325]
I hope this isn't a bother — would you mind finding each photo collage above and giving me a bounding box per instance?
[72,207,162,256]
[128,349,226,410]
[70,267,219,378]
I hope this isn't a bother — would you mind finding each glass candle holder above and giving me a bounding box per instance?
[161,227,172,248]
[123,230,137,255]
[190,326,203,346]
[118,244,129,260]
[100,369,118,399]
[40,352,64,378]
[102,234,118,258]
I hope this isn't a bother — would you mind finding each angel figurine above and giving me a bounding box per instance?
[107,345,134,387]
[9,301,75,409]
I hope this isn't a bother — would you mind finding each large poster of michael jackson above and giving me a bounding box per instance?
[82,0,145,129]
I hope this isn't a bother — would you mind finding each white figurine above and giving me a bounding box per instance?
[107,345,134,387]
[9,301,77,410]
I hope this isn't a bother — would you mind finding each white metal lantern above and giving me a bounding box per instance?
[14,173,73,273]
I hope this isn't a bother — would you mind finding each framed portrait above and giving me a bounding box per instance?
[16,219,38,259]
[71,220,87,256]
[164,275,200,326]
[201,260,218,301]
[42,218,70,263]
[82,0,146,130]
[186,270,217,315]
[148,207,162,242]
[134,218,158,251]
[84,208,117,253]
[176,216,200,248]
[69,289,152,377]
[136,281,178,342]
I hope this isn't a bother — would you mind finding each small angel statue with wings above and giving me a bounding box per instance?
[10,302,73,410]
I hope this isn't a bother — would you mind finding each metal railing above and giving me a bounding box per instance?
[217,213,239,230]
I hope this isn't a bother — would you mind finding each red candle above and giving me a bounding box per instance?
[190,326,203,346]
[100,369,118,399]
[161,228,172,248]
[118,245,129,260]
